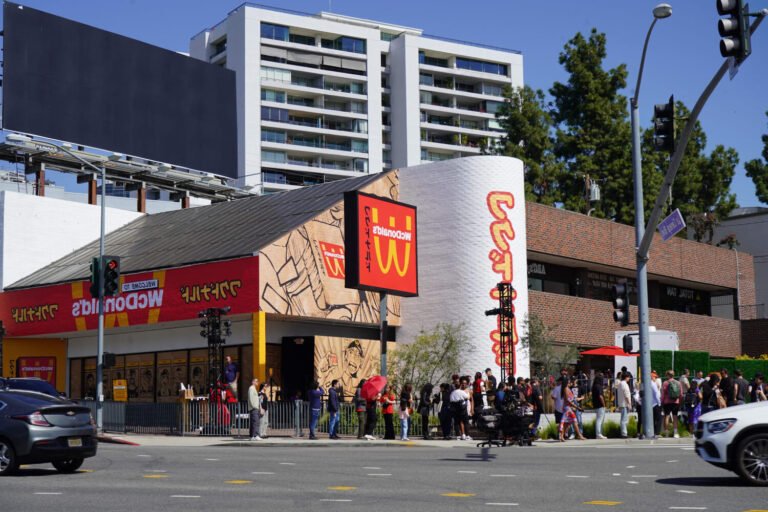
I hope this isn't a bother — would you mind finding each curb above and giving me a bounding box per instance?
[97,434,141,446]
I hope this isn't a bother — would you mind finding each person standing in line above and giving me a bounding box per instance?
[494,381,507,411]
[592,371,607,439]
[292,390,304,438]
[700,373,720,415]
[258,382,270,439]
[247,378,262,441]
[308,380,324,440]
[381,384,397,440]
[719,368,734,407]
[223,355,240,400]
[651,375,663,436]
[693,371,706,386]
[551,378,564,426]
[327,379,341,440]
[364,391,380,440]
[617,373,632,439]
[355,379,367,439]
[438,383,453,439]
[529,377,544,439]
[750,373,766,402]
[485,368,497,408]
[570,378,585,435]
[733,369,749,406]
[684,380,702,433]
[399,383,413,441]
[680,368,691,396]
[449,377,471,441]
[558,378,586,442]
[472,372,486,415]
[660,370,682,438]
[419,383,435,440]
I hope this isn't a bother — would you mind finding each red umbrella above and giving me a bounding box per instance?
[580,346,639,357]
[361,375,388,401]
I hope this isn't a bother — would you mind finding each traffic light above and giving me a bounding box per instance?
[102,352,116,369]
[717,0,751,62]
[622,334,634,354]
[653,96,675,153]
[611,282,630,326]
[102,256,121,297]
[89,256,101,298]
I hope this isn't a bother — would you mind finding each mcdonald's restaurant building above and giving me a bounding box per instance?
[0,156,753,402]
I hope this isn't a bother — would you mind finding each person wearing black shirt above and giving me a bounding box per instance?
[733,369,749,405]
[529,377,544,438]
[719,368,734,406]
[701,373,720,415]
[485,368,497,406]
[592,372,607,439]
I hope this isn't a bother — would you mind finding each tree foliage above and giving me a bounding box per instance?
[388,322,472,391]
[520,313,579,378]
[745,111,768,204]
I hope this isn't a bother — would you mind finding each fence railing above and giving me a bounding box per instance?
[78,400,434,438]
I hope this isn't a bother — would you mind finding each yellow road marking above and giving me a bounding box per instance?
[327,486,356,491]
[225,480,252,485]
[584,501,622,506]
[442,493,476,498]
[143,474,168,479]
[78,469,94,473]
[743,510,768,512]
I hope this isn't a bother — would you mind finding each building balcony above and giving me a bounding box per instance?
[419,63,512,84]
[419,102,495,119]
[261,140,369,158]
[261,120,368,139]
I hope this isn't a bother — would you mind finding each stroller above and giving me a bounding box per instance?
[476,394,534,448]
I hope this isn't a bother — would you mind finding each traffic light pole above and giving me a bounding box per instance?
[96,164,106,431]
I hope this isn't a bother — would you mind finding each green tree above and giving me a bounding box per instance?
[520,313,579,378]
[494,85,563,205]
[745,111,768,204]
[641,101,739,239]
[388,322,472,390]
[549,29,632,221]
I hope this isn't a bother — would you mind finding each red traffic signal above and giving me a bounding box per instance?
[102,256,121,297]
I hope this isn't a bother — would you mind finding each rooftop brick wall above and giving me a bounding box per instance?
[526,203,756,307]
[741,319,768,357]
[529,290,741,358]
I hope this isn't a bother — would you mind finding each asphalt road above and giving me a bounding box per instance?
[1,442,765,512]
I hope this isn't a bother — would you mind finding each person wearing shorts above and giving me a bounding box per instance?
[661,370,681,438]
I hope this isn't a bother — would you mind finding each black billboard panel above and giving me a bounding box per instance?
[2,3,237,178]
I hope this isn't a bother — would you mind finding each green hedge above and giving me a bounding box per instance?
[710,358,736,376]
[733,360,768,380]
[673,351,710,376]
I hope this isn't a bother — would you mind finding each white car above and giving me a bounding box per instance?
[694,401,768,486]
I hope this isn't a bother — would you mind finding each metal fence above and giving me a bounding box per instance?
[79,400,433,438]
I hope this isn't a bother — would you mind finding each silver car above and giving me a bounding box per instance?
[0,390,97,475]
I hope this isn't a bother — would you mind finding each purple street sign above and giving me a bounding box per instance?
[658,208,686,241]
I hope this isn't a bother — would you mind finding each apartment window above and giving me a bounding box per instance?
[322,36,366,54]
[482,83,503,96]
[261,106,289,123]
[351,140,369,153]
[350,82,366,95]
[419,73,434,86]
[261,22,289,41]
[383,150,391,163]
[488,119,503,131]
[262,150,287,163]
[456,57,508,75]
[260,66,291,83]
[350,102,367,114]
[353,120,368,134]
[263,171,287,184]
[289,33,315,46]
[287,95,314,107]
[484,101,503,114]
[419,51,448,68]
[212,38,227,56]
[261,129,286,144]
[380,54,388,67]
[380,32,397,42]
[261,89,286,103]
[354,159,369,172]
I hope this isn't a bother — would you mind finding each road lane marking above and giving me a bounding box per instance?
[612,473,621,476]
[137,455,151,458]
[676,490,696,494]
[680,447,695,451]
[205,458,220,461]
[584,501,622,506]
[252,472,275,475]
[458,470,478,474]
[78,469,94,473]
[280,462,296,466]
[625,465,635,469]
[225,480,252,485]
[567,475,589,478]
[486,503,519,507]
[363,466,381,470]
[147,470,167,473]
[143,475,168,479]
[320,499,352,502]
[442,493,476,497]
[626,481,639,485]
[327,486,356,491]
[669,508,707,510]
[171,496,200,499]
[35,492,63,495]
[667,460,679,463]
[631,475,658,478]
[489,474,516,477]
[367,473,392,476]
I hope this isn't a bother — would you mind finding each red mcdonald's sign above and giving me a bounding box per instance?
[0,256,259,337]
[344,191,418,297]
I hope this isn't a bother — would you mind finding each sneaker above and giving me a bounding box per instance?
[250,436,262,441]
[568,434,575,440]
[364,434,375,440]
[597,435,607,440]
[673,433,680,439]
[464,435,472,441]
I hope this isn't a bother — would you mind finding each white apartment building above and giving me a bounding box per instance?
[189,4,523,193]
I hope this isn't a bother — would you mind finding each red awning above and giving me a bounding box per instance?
[580,346,639,357]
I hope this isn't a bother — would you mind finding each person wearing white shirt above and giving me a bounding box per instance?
[617,373,632,439]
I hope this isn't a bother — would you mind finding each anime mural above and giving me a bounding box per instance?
[259,172,401,325]
[314,336,380,398]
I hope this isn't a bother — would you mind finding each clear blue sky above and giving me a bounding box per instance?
[2,0,767,206]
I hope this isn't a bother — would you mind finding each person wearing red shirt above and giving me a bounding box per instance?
[380,385,397,440]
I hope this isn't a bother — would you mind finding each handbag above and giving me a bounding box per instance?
[716,392,727,409]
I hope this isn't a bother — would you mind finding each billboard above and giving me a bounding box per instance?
[344,191,418,297]
[0,256,259,337]
[2,3,237,177]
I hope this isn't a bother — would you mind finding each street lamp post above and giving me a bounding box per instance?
[630,3,672,440]
[6,133,119,430]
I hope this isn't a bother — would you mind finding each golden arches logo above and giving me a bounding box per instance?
[371,207,412,277]
[319,242,345,279]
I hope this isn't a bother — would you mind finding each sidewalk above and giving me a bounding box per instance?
[98,432,694,449]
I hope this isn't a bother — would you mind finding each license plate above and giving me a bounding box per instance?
[67,438,82,448]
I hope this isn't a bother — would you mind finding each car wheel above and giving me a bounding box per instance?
[0,439,18,476]
[52,458,84,474]
[735,433,768,486]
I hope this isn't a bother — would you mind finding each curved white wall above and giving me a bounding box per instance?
[398,156,529,378]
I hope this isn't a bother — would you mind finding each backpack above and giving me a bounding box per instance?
[683,390,696,408]
[668,379,681,400]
